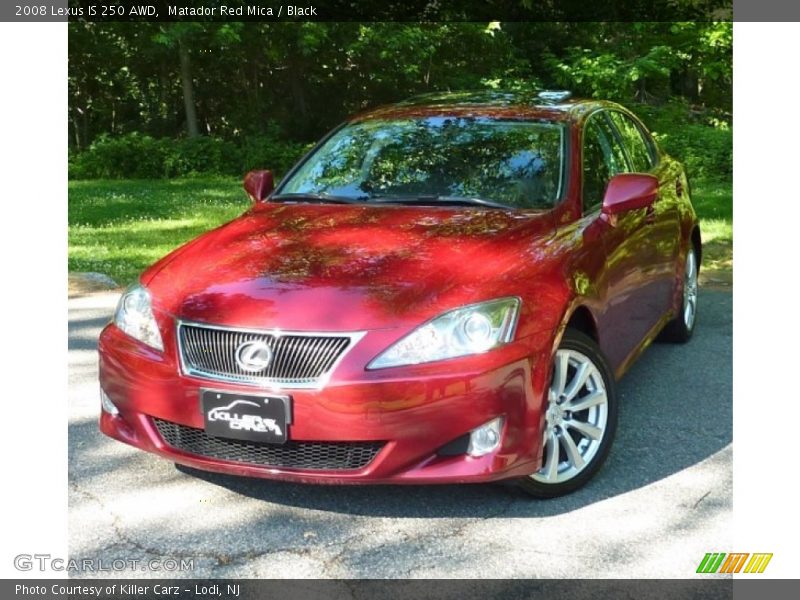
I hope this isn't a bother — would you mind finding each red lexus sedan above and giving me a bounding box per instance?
[98,91,700,497]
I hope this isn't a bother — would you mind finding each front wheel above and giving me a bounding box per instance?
[517,329,618,498]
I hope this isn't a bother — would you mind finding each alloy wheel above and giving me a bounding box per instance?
[684,249,698,330]
[531,348,609,484]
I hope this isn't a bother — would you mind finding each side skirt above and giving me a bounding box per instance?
[612,310,674,381]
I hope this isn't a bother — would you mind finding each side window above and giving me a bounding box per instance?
[608,111,656,172]
[581,114,628,213]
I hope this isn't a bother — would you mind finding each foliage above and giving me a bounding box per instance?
[656,124,732,181]
[239,135,312,176]
[536,22,732,104]
[69,133,167,179]
[162,136,241,177]
[636,100,732,180]
[69,103,733,183]
[69,22,732,174]
[69,132,309,179]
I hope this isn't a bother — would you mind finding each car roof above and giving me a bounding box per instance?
[351,90,610,123]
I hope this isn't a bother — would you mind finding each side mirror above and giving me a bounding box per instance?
[602,173,658,216]
[243,170,274,203]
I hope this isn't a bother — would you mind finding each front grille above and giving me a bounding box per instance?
[178,322,357,388]
[154,418,383,471]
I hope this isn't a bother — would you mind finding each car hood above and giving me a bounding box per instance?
[143,203,556,331]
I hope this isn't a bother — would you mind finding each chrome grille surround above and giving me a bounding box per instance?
[177,320,364,389]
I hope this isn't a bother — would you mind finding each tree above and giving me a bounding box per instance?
[68,21,732,150]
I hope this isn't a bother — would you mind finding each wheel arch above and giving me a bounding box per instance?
[691,225,702,266]
[563,304,600,344]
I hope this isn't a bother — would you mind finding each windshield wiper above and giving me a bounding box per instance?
[368,195,512,210]
[270,192,365,205]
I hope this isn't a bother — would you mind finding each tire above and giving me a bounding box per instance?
[659,246,699,343]
[517,329,618,499]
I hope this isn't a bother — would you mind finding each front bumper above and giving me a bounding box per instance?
[98,323,554,484]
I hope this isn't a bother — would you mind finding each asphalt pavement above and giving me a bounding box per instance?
[68,290,732,578]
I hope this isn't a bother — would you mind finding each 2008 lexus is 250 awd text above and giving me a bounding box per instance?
[98,91,700,497]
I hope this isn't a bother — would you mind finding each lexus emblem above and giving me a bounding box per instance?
[235,340,273,373]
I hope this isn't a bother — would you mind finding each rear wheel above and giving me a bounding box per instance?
[659,246,698,343]
[517,329,618,498]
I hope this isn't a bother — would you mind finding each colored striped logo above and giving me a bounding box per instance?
[696,553,773,574]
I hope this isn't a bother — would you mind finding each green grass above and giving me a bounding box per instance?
[690,178,733,285]
[69,178,247,285]
[68,176,733,288]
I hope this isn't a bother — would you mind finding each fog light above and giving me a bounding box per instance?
[467,417,504,457]
[100,388,119,416]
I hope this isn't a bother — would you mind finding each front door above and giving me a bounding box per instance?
[581,111,662,371]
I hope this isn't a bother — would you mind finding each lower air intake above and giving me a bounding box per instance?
[153,418,383,471]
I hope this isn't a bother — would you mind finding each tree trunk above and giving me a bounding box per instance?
[683,70,700,103]
[288,64,307,119]
[71,115,81,150]
[178,41,200,137]
[82,110,89,149]
[672,68,700,103]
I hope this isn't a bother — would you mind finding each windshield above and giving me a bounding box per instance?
[276,117,566,209]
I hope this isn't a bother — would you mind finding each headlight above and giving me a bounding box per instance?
[368,297,520,369]
[113,284,164,351]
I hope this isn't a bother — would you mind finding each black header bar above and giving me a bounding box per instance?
[2,0,741,23]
